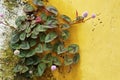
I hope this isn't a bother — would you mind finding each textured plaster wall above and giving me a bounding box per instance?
[48,0,120,80]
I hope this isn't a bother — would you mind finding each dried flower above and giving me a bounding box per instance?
[35,16,42,23]
[51,65,57,71]
[82,11,88,18]
[91,13,96,18]
[14,50,20,55]
[29,70,33,74]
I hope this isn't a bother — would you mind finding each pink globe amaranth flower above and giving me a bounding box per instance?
[35,16,42,23]
[51,65,57,71]
[14,49,20,55]
[82,11,88,18]
[0,14,4,18]
[91,13,96,18]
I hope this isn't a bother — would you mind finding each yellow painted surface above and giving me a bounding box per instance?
[29,0,120,80]
[48,0,120,80]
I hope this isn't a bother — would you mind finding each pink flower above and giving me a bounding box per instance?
[91,13,96,18]
[35,16,42,23]
[0,14,4,18]
[51,65,57,71]
[14,50,20,55]
[82,11,88,18]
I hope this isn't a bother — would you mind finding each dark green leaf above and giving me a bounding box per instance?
[29,39,37,47]
[21,66,29,73]
[41,53,53,64]
[26,33,32,38]
[10,43,20,49]
[53,57,61,66]
[73,53,80,64]
[31,33,38,39]
[25,26,31,33]
[18,50,27,58]
[20,41,30,50]
[45,32,57,43]
[76,16,84,21]
[46,6,58,15]
[61,24,70,30]
[39,33,46,42]
[20,32,26,41]
[26,50,36,57]
[68,44,79,54]
[43,43,53,51]
[35,44,43,53]
[23,4,35,13]
[62,30,70,40]
[33,0,44,6]
[35,24,47,32]
[40,13,47,21]
[11,33,20,44]
[57,44,67,54]
[61,15,71,23]
[25,56,40,65]
[37,63,46,76]
[13,65,23,73]
[19,22,30,31]
[64,56,73,66]
[15,16,26,27]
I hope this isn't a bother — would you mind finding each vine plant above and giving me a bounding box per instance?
[8,0,96,79]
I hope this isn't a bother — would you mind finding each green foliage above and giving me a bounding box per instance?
[10,0,80,79]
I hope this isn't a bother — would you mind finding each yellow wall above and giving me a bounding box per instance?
[48,0,120,80]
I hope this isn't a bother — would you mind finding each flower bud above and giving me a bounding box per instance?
[91,13,96,18]
[14,50,20,55]
[82,11,88,18]
[51,65,57,71]
[29,70,33,74]
[35,16,42,23]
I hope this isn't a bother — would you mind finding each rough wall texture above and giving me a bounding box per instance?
[48,0,120,80]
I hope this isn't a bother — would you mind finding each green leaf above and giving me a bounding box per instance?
[26,33,32,38]
[39,33,46,42]
[19,22,30,31]
[25,56,40,65]
[11,33,20,44]
[26,50,36,57]
[43,43,53,51]
[35,24,47,32]
[62,30,70,40]
[20,32,26,41]
[37,63,46,76]
[57,44,67,54]
[29,39,37,47]
[25,26,31,33]
[41,53,53,64]
[15,16,26,27]
[18,50,27,58]
[23,4,35,13]
[13,65,23,73]
[40,13,47,21]
[46,6,58,15]
[31,33,38,39]
[33,0,44,6]
[45,20,58,25]
[61,15,71,23]
[10,43,20,49]
[68,44,79,54]
[64,56,73,66]
[35,44,43,53]
[45,32,57,43]
[53,57,61,66]
[20,41,30,50]
[73,53,80,64]
[76,16,84,21]
[61,24,70,30]
[42,25,57,28]
[21,66,29,73]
